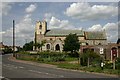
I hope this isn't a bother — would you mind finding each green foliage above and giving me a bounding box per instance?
[115,58,120,70]
[17,51,66,62]
[104,62,113,69]
[34,40,46,51]
[19,51,30,54]
[16,51,120,75]
[3,46,13,53]
[65,57,78,61]
[23,41,34,51]
[37,52,66,62]
[80,49,101,66]
[57,63,79,70]
[63,33,80,53]
[104,58,120,70]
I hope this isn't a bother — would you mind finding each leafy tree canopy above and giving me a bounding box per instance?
[23,41,34,51]
[63,33,80,53]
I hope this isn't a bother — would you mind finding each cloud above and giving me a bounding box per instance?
[1,2,13,16]
[65,2,118,21]
[87,22,118,42]
[44,13,52,22]
[88,24,103,31]
[48,16,79,30]
[3,14,35,46]
[25,4,37,13]
[43,13,81,30]
[2,4,37,46]
[103,23,118,31]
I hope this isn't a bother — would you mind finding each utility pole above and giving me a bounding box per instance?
[13,20,15,57]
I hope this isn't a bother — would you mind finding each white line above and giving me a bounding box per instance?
[3,64,18,69]
[28,69,64,77]
[45,73,49,74]
[19,66,24,69]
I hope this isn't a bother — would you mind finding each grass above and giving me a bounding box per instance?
[16,52,120,75]
[65,57,78,61]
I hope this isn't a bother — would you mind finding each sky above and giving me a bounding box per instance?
[1,1,119,47]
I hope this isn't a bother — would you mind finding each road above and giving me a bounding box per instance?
[2,54,119,79]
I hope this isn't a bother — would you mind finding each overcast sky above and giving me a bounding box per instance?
[1,1,119,47]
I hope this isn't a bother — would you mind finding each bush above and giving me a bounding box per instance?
[116,63,120,70]
[17,51,67,62]
[104,62,113,69]
[19,51,30,55]
[116,58,120,70]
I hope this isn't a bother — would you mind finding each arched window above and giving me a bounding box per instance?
[55,44,60,51]
[86,43,89,45]
[98,43,101,45]
[39,25,42,29]
[50,38,52,40]
[46,44,50,50]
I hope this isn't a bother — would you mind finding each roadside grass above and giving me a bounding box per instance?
[17,56,120,75]
[16,52,120,75]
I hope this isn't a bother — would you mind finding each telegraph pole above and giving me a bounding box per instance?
[13,20,15,57]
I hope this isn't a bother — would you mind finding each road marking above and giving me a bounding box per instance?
[19,66,24,69]
[3,64,18,69]
[28,69,64,78]
[45,73,49,74]
[3,64,24,69]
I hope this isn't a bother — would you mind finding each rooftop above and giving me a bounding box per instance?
[45,29,84,37]
[85,31,106,40]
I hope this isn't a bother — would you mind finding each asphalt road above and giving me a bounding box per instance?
[2,54,119,79]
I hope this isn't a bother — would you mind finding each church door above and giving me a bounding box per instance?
[56,44,60,51]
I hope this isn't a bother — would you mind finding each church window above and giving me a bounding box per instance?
[39,25,42,29]
[50,38,52,40]
[86,43,89,45]
[40,32,41,34]
[55,44,60,51]
[98,43,101,45]
[46,44,50,50]
[59,38,61,40]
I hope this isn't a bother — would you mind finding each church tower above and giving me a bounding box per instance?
[35,20,47,35]
[35,20,47,43]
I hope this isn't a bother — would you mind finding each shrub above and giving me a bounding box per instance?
[116,63,120,70]
[104,62,113,69]
[37,51,66,62]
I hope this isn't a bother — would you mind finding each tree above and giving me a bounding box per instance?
[3,46,13,53]
[63,33,80,53]
[80,49,101,67]
[34,40,46,51]
[23,41,34,51]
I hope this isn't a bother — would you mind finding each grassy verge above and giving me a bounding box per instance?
[16,52,120,75]
[17,57,120,75]
[47,62,120,75]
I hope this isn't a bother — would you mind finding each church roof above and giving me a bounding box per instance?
[85,31,106,40]
[45,29,84,37]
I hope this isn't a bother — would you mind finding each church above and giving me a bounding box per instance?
[34,20,107,52]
